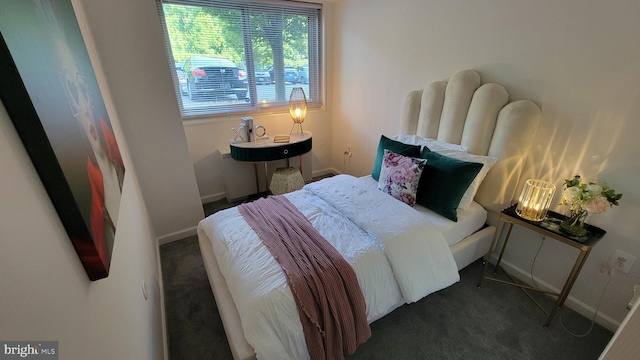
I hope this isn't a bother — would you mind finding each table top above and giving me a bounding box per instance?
[229,131,312,162]
[502,203,606,248]
[229,131,312,149]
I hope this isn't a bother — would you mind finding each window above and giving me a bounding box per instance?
[157,0,322,118]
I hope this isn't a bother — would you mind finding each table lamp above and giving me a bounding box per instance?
[516,179,556,221]
[289,87,307,134]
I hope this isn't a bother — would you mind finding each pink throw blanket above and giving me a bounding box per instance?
[238,195,371,360]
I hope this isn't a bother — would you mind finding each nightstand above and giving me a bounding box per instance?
[228,131,312,194]
[477,203,606,328]
[230,131,312,163]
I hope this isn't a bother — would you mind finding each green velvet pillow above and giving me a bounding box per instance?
[371,135,421,181]
[416,148,483,221]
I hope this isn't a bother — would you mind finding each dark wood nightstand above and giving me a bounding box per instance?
[477,203,606,328]
[229,131,312,192]
[230,131,312,162]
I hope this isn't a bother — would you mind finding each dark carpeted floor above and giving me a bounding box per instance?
[160,195,613,360]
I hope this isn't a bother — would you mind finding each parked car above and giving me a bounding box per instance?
[183,56,248,101]
[255,68,271,85]
[284,67,298,84]
[267,66,299,84]
[296,65,309,84]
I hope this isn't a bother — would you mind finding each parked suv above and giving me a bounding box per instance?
[255,68,271,85]
[267,66,299,84]
[183,56,248,101]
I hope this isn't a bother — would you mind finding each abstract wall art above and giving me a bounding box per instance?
[0,0,125,280]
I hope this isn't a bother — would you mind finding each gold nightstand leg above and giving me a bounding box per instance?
[494,222,515,272]
[478,218,508,287]
[543,248,592,328]
[264,162,269,193]
[253,163,261,194]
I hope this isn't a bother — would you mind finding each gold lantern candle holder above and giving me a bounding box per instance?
[289,87,307,134]
[516,179,556,221]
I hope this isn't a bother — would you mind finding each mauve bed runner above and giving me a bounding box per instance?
[238,195,371,360]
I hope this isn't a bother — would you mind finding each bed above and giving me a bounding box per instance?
[197,69,542,360]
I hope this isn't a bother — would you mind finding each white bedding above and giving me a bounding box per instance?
[358,175,487,246]
[198,174,459,360]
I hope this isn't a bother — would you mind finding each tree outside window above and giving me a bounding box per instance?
[158,0,322,118]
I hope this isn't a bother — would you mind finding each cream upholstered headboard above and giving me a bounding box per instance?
[400,70,541,225]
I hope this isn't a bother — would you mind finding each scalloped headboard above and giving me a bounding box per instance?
[400,70,541,225]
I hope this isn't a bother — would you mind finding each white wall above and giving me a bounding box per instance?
[332,0,640,329]
[0,2,167,356]
[0,99,164,358]
[79,0,204,243]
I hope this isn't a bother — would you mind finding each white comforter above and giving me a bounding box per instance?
[198,174,459,360]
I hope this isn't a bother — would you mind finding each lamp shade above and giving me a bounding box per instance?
[289,87,307,134]
[516,179,556,221]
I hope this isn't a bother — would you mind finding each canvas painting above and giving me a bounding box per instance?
[0,0,124,280]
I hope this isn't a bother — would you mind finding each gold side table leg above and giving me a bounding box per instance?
[253,163,261,194]
[264,162,269,193]
[543,248,592,328]
[494,222,515,272]
[478,219,507,288]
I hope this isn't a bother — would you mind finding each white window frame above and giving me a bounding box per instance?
[157,0,323,119]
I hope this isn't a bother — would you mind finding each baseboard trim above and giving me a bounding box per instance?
[493,256,620,332]
[312,168,337,178]
[199,170,337,205]
[201,191,226,204]
[324,167,346,176]
[154,239,169,360]
[157,226,198,246]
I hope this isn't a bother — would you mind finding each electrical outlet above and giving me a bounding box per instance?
[344,144,352,157]
[608,250,636,274]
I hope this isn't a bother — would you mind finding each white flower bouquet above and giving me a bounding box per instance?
[558,175,622,236]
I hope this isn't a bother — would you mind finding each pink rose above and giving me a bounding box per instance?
[584,195,610,214]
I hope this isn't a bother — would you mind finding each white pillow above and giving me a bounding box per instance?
[433,149,497,209]
[393,135,469,153]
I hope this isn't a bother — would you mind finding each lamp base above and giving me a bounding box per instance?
[290,122,304,135]
[515,208,547,222]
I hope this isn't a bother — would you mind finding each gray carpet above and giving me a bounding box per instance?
[160,197,613,360]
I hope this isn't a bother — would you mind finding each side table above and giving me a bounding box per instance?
[229,131,312,193]
[477,203,606,328]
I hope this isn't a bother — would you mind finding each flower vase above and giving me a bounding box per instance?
[560,208,588,237]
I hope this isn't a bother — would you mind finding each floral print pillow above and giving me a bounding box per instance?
[377,149,427,206]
